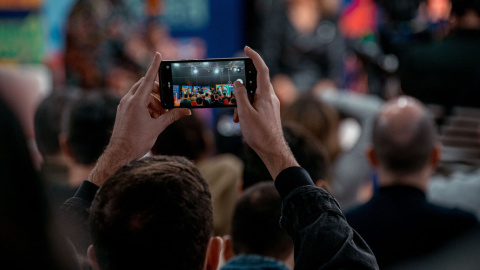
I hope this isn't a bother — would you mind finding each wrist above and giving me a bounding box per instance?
[88,140,133,187]
[255,140,299,180]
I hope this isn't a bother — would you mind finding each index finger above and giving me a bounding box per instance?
[244,46,270,95]
[139,52,162,96]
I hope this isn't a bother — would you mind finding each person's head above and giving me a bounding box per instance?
[197,97,204,105]
[281,92,341,162]
[60,91,119,166]
[34,89,79,158]
[151,113,211,160]
[242,123,331,191]
[88,155,222,270]
[184,93,189,99]
[368,96,440,188]
[223,182,293,265]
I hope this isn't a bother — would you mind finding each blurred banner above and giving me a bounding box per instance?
[0,0,44,64]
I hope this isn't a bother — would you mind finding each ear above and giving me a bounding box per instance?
[204,236,223,270]
[87,245,101,270]
[59,133,73,160]
[222,235,235,262]
[366,146,379,168]
[431,143,442,167]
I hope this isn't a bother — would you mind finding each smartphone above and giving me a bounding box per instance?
[158,57,257,109]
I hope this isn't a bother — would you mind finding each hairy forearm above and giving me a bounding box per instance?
[88,139,134,187]
[254,137,299,180]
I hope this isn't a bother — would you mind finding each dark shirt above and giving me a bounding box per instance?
[345,185,479,268]
[61,167,378,269]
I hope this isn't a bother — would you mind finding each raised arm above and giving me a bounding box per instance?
[89,52,191,187]
[233,46,378,269]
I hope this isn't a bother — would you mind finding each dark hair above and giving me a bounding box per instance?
[372,108,437,175]
[197,97,204,105]
[34,89,79,157]
[231,182,293,260]
[451,0,480,16]
[62,91,119,165]
[281,93,341,162]
[151,113,207,160]
[90,155,213,270]
[242,123,331,190]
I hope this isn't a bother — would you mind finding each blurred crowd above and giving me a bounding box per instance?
[1,0,480,269]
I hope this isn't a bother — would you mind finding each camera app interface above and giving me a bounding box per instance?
[171,60,247,107]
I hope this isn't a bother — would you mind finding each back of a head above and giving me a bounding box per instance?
[89,156,213,270]
[35,89,78,157]
[151,113,207,160]
[62,91,119,165]
[242,123,330,190]
[372,96,438,176]
[231,182,293,260]
[281,92,341,162]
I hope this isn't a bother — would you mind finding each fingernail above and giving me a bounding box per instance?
[245,45,251,50]
[188,109,192,115]
[153,52,160,60]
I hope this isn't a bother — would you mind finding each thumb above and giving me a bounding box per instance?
[157,108,192,131]
[233,81,253,117]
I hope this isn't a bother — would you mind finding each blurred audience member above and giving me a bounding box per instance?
[401,0,480,109]
[345,96,479,268]
[151,113,243,236]
[281,91,378,210]
[375,0,434,63]
[242,123,331,191]
[0,68,44,170]
[64,0,143,95]
[222,182,293,270]
[259,0,346,107]
[281,92,341,163]
[59,91,119,265]
[318,90,383,210]
[0,98,79,269]
[60,91,119,194]
[35,89,78,202]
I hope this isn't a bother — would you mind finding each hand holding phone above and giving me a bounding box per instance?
[158,57,257,109]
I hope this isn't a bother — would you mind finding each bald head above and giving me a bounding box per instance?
[372,96,438,176]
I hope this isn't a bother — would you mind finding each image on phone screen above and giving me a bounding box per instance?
[159,58,256,109]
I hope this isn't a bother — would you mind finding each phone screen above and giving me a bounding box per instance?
[159,58,256,109]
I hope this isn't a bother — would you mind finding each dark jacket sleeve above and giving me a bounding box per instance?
[275,167,378,270]
[60,180,99,258]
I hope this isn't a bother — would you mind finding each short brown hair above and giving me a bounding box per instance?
[90,156,213,270]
